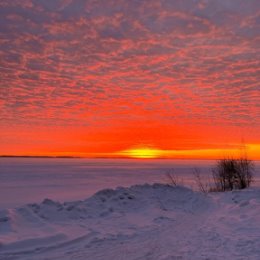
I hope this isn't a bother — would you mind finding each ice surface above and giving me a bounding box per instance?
[1,158,259,209]
[0,158,215,209]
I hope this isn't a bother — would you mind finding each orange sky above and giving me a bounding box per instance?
[0,1,259,159]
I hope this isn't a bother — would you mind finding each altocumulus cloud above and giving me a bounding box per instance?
[0,0,259,130]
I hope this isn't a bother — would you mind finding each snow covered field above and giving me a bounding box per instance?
[0,184,260,260]
[0,158,260,259]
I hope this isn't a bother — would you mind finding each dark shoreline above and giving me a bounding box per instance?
[0,155,80,159]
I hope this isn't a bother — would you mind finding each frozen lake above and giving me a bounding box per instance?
[0,158,259,209]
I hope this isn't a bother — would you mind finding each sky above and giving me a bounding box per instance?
[0,0,259,159]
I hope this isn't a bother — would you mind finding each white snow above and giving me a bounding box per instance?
[0,183,260,260]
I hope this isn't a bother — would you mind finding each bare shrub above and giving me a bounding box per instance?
[235,158,254,189]
[212,158,254,191]
[192,168,210,193]
[165,169,183,186]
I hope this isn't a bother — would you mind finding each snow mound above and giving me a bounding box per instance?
[0,184,260,260]
[91,183,209,214]
[0,184,208,230]
[0,184,207,249]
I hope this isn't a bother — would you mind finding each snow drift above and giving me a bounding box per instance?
[0,184,260,260]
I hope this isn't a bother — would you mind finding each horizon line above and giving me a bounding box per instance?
[1,155,260,161]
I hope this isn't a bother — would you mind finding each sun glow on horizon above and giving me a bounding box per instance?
[1,143,260,160]
[114,143,260,160]
[119,147,162,159]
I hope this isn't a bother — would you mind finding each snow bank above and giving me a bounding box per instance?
[0,184,259,260]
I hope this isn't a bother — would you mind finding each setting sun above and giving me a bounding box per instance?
[119,147,162,159]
